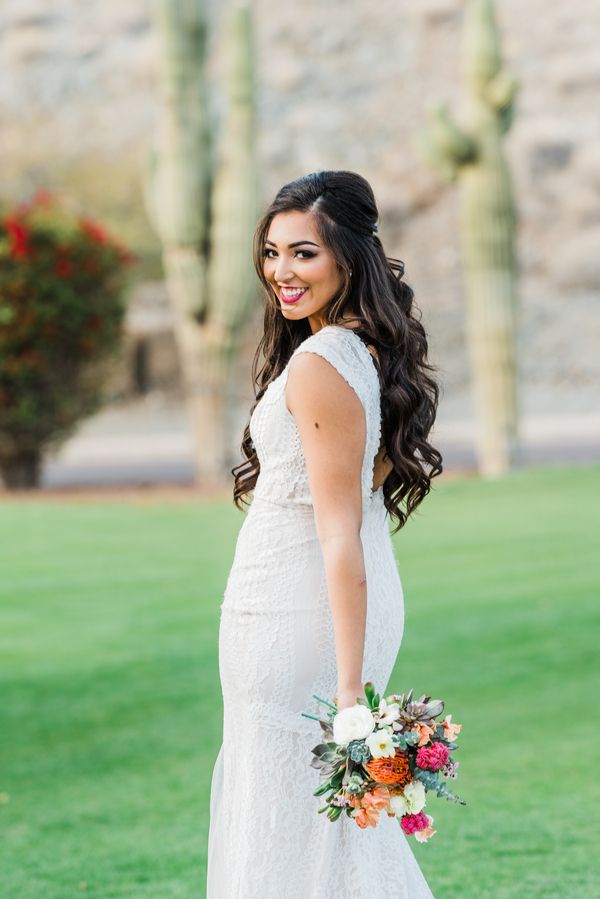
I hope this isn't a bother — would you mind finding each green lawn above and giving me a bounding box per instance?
[1,463,599,898]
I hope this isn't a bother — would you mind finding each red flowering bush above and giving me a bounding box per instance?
[0,191,134,488]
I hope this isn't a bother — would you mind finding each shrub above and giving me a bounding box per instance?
[0,191,134,488]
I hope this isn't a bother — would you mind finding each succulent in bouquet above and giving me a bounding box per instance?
[302,682,465,841]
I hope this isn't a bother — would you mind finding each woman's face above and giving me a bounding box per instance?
[263,210,345,334]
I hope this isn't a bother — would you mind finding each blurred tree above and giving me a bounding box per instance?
[147,0,259,483]
[420,0,520,476]
[0,193,132,489]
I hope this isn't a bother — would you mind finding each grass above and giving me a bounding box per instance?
[1,463,599,898]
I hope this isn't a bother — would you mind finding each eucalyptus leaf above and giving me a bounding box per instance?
[413,769,440,792]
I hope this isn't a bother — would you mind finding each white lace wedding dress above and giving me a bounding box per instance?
[206,324,435,898]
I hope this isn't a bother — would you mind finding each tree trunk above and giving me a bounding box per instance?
[0,449,41,489]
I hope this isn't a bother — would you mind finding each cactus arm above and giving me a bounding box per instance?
[420,103,478,183]
[148,0,210,319]
[143,145,206,322]
[463,0,502,89]
[206,2,259,334]
[486,70,519,134]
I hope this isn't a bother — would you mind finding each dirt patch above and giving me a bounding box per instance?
[0,467,474,504]
[0,482,233,505]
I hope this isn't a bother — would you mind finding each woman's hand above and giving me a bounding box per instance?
[334,684,365,712]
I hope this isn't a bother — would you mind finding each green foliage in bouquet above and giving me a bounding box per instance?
[0,192,134,488]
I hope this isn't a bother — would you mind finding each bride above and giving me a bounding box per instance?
[206,170,443,897]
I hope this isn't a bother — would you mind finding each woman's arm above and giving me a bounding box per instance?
[285,351,367,710]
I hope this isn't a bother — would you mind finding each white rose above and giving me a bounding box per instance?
[388,779,426,817]
[365,727,396,759]
[333,704,375,746]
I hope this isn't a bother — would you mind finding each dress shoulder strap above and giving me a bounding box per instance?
[288,325,382,503]
[290,325,373,403]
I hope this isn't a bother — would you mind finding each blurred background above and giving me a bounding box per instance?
[0,0,598,490]
[1,2,599,897]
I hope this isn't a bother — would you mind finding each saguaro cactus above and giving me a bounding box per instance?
[421,0,520,477]
[148,0,259,481]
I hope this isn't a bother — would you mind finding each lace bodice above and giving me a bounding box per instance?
[250,325,382,513]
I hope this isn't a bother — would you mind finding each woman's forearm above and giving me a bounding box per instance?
[320,532,367,692]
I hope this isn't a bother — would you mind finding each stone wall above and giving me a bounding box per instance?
[1,0,599,423]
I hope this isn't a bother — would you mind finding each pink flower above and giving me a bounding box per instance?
[400,811,429,835]
[414,814,437,843]
[416,741,449,771]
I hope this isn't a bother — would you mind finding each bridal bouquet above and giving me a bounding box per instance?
[301,682,465,841]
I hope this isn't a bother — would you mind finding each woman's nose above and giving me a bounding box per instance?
[274,256,294,282]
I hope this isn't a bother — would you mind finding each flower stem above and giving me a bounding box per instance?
[313,694,338,711]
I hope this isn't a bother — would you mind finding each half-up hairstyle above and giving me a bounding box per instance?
[232,169,443,533]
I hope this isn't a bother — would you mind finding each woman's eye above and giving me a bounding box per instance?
[263,249,315,259]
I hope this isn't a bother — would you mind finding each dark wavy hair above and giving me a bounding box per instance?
[232,169,443,533]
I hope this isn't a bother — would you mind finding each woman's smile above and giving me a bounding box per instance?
[280,286,308,303]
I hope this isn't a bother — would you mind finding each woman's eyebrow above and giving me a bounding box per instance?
[264,239,320,248]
